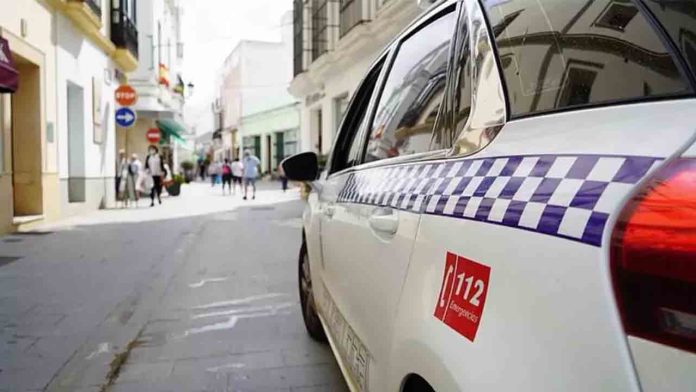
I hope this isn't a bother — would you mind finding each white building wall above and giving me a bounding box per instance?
[290,0,422,156]
[240,42,295,117]
[56,12,118,213]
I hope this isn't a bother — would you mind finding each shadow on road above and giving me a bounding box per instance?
[0,192,347,392]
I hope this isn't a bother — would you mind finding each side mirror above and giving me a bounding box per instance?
[281,152,319,181]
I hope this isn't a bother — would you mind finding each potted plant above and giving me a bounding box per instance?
[180,160,195,183]
[166,174,185,196]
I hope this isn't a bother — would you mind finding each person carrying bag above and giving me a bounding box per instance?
[144,145,167,207]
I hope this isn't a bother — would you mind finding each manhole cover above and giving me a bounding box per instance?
[3,238,22,243]
[0,257,22,268]
[251,207,275,211]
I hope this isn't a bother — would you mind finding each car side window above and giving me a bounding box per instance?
[330,59,385,174]
[482,0,694,118]
[364,9,457,163]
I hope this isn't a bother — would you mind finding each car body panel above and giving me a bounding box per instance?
[298,0,696,389]
[628,336,696,392]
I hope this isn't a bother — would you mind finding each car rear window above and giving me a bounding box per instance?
[364,9,456,163]
[641,0,696,81]
[481,0,694,118]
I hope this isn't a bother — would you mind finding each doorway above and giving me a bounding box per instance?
[11,57,43,217]
[67,82,86,203]
[265,134,272,174]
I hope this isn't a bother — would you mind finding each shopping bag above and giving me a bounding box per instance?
[142,175,154,192]
[136,174,145,193]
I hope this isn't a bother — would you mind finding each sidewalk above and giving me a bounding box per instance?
[35,181,301,230]
[0,180,342,392]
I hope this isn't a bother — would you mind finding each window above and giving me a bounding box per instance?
[294,0,304,75]
[312,0,328,60]
[340,0,367,37]
[365,10,456,163]
[330,60,385,174]
[642,0,696,82]
[334,94,349,135]
[482,0,693,118]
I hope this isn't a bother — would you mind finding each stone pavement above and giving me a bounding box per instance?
[0,182,347,391]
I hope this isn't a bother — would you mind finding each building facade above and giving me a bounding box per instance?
[0,0,140,235]
[289,0,428,156]
[216,11,300,174]
[117,0,188,174]
[55,0,139,217]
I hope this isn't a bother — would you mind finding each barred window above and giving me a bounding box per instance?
[294,0,304,75]
[312,0,328,60]
[340,0,367,37]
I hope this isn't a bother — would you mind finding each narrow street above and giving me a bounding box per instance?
[0,183,346,392]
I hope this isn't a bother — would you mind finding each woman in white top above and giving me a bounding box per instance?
[144,145,167,207]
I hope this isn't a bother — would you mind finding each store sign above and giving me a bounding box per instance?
[0,37,18,93]
[305,90,325,106]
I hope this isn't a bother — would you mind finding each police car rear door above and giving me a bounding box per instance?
[320,4,458,390]
[391,0,696,390]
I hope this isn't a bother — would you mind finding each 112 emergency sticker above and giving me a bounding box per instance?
[434,252,491,342]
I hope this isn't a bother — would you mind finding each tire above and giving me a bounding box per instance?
[298,241,327,342]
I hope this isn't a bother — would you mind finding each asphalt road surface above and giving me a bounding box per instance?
[0,182,346,392]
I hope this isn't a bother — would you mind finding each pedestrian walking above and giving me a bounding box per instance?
[208,161,219,187]
[221,158,233,195]
[231,157,243,195]
[123,154,140,207]
[116,150,128,206]
[242,150,261,200]
[145,145,167,207]
[278,164,288,192]
[129,154,142,204]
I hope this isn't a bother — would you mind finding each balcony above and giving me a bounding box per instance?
[340,0,368,37]
[65,0,103,29]
[111,5,139,72]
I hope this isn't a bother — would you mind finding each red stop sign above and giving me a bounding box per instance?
[146,128,161,143]
[115,85,137,106]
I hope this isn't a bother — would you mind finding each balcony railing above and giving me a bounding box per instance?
[68,0,103,19]
[85,0,102,17]
[340,0,367,37]
[111,7,138,58]
[293,0,304,75]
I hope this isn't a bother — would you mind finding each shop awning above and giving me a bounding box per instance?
[156,119,186,144]
[0,37,18,93]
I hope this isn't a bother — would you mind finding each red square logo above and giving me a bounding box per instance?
[434,252,491,342]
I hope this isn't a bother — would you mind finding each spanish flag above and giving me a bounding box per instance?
[158,63,170,87]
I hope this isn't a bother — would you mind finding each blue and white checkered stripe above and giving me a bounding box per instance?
[337,154,661,247]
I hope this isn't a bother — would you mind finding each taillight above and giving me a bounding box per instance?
[611,158,696,354]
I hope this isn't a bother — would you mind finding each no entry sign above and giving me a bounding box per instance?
[146,128,161,143]
[115,85,137,106]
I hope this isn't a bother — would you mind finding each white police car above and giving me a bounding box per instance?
[282,0,696,390]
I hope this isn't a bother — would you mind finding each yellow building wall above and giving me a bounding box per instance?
[0,0,59,234]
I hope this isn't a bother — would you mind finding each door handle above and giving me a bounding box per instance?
[369,207,399,235]
[323,204,335,218]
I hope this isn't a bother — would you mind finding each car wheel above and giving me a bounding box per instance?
[299,241,327,342]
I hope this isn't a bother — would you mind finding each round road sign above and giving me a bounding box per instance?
[146,128,161,144]
[115,85,137,106]
[115,107,136,128]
